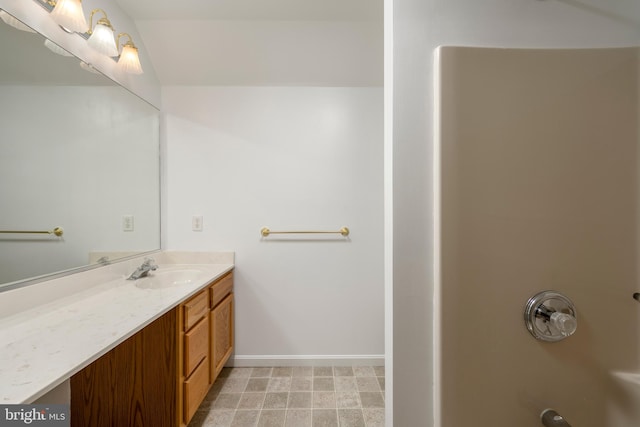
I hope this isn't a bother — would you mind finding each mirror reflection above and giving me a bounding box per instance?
[0,10,160,290]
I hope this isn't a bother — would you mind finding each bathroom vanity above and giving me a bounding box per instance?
[70,269,234,427]
[0,252,234,427]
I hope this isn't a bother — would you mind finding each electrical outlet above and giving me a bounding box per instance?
[122,215,134,232]
[192,215,203,232]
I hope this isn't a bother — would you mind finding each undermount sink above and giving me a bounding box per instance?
[134,268,205,289]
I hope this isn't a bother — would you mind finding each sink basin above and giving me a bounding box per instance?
[135,268,204,289]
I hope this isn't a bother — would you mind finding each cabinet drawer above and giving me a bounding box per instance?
[210,271,233,308]
[183,358,209,424]
[183,290,208,331]
[184,314,209,377]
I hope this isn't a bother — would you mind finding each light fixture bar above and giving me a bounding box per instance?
[30,0,144,75]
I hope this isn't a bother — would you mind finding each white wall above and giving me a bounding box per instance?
[392,0,640,425]
[136,20,382,87]
[163,86,384,363]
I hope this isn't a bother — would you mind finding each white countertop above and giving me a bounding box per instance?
[0,251,234,403]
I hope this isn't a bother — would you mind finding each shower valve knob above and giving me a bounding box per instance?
[524,291,577,342]
[549,312,577,337]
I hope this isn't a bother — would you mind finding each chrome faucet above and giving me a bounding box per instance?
[127,257,158,280]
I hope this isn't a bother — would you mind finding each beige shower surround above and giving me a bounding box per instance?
[438,46,640,427]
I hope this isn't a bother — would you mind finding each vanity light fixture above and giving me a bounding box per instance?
[31,0,144,75]
[49,0,87,33]
[86,9,118,57]
[0,10,36,33]
[116,33,143,75]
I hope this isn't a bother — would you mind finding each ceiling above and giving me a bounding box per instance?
[112,0,383,86]
[113,0,382,22]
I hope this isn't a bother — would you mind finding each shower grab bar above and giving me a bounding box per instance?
[541,409,572,427]
[260,226,350,237]
[0,227,64,237]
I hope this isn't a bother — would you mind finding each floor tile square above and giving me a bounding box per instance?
[263,392,288,409]
[363,408,385,427]
[312,392,336,409]
[359,392,384,408]
[356,377,380,392]
[208,379,227,398]
[312,409,338,427]
[202,410,236,427]
[336,392,361,409]
[338,409,365,427]
[238,393,265,410]
[313,377,334,391]
[313,366,333,377]
[267,376,292,392]
[257,410,286,427]
[251,367,273,378]
[353,367,376,377]
[334,377,357,392]
[222,378,250,393]
[333,367,354,377]
[290,377,312,391]
[213,393,242,410]
[288,392,312,408]
[246,378,269,392]
[272,367,293,377]
[228,368,253,378]
[285,409,312,427]
[231,410,260,427]
[292,366,313,377]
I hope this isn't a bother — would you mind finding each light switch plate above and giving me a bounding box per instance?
[192,215,203,232]
[122,215,134,232]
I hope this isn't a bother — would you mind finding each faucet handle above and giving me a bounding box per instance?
[142,257,158,270]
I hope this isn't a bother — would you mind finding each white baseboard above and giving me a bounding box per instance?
[229,355,385,367]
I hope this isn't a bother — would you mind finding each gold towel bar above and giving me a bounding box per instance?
[0,227,64,237]
[261,227,349,237]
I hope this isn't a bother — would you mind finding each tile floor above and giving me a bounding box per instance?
[188,366,385,427]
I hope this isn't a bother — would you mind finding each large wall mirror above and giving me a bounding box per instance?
[0,10,160,291]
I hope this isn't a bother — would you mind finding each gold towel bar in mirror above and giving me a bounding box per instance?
[261,227,349,237]
[0,227,64,237]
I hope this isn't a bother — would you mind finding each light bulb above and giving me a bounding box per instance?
[87,22,118,57]
[50,0,87,33]
[117,44,143,75]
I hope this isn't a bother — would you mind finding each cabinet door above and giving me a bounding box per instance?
[70,309,178,427]
[210,293,234,381]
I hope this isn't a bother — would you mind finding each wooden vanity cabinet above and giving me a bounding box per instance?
[70,270,234,427]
